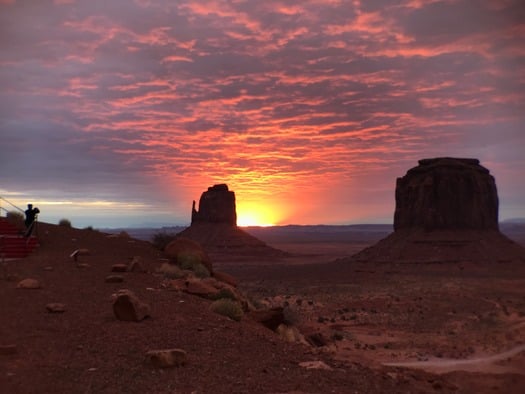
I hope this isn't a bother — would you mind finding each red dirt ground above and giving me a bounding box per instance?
[1,222,524,393]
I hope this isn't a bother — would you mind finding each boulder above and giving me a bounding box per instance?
[248,307,285,331]
[164,237,212,274]
[105,275,124,283]
[17,278,41,289]
[212,271,238,287]
[394,157,499,231]
[112,289,150,322]
[46,303,66,313]
[145,349,187,368]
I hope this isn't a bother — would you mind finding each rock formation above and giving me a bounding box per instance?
[352,157,525,263]
[394,158,499,231]
[177,184,286,259]
[192,184,237,226]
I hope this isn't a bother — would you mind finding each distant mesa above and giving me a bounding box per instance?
[178,184,285,259]
[394,157,498,231]
[353,157,525,263]
[191,184,237,226]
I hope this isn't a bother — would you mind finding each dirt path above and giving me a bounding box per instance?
[383,344,525,374]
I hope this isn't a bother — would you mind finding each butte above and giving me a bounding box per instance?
[176,184,285,260]
[353,157,525,263]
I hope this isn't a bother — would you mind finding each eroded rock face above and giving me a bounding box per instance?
[191,184,237,226]
[394,158,499,231]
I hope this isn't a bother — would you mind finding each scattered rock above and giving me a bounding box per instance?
[17,278,41,289]
[212,270,237,287]
[299,360,332,370]
[184,277,219,298]
[145,348,187,368]
[46,303,66,313]
[111,264,128,272]
[112,289,150,322]
[105,275,124,283]
[0,344,18,355]
[127,256,146,273]
[248,307,285,331]
[70,248,90,262]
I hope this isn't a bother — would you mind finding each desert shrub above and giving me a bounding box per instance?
[151,232,178,251]
[84,226,94,231]
[209,299,243,322]
[58,218,72,227]
[6,210,24,229]
[178,251,202,269]
[209,288,237,301]
[191,262,211,278]
[158,263,185,279]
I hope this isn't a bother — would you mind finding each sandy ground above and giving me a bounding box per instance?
[2,222,525,393]
[219,236,525,393]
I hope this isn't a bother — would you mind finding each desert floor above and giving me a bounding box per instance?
[1,222,525,393]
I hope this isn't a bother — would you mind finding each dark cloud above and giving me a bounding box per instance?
[0,0,523,226]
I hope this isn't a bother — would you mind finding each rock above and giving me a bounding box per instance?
[105,275,124,283]
[248,307,285,331]
[191,183,237,226]
[299,360,332,370]
[111,264,128,272]
[127,256,146,273]
[46,303,66,313]
[112,289,150,322]
[0,344,18,355]
[17,278,41,289]
[43,266,54,271]
[184,277,220,298]
[164,237,212,274]
[212,271,237,287]
[70,248,90,261]
[394,158,499,231]
[145,348,187,368]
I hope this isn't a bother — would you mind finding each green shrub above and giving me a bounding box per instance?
[58,218,72,227]
[209,288,237,301]
[209,299,243,322]
[191,263,211,278]
[158,263,185,279]
[151,232,178,251]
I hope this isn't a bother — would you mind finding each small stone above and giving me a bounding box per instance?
[77,263,90,268]
[145,349,187,368]
[0,344,18,355]
[46,303,66,313]
[111,264,128,272]
[43,266,54,271]
[299,361,332,370]
[105,275,124,283]
[17,278,41,289]
[113,289,150,322]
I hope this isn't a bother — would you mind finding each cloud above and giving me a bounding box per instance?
[1,0,524,226]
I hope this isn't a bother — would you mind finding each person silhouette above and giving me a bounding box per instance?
[24,203,40,237]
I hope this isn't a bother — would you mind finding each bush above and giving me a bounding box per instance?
[209,288,238,301]
[157,263,185,279]
[58,218,72,227]
[209,299,243,321]
[151,232,178,251]
[191,263,211,278]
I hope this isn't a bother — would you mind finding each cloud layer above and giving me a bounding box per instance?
[1,0,524,226]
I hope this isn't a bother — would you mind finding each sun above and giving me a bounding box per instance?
[236,201,278,227]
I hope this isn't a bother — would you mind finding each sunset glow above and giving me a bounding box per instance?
[0,0,524,227]
[236,201,280,227]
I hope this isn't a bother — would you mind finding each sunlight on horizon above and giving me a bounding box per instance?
[236,201,281,227]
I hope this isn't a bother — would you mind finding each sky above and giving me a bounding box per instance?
[1,0,524,228]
